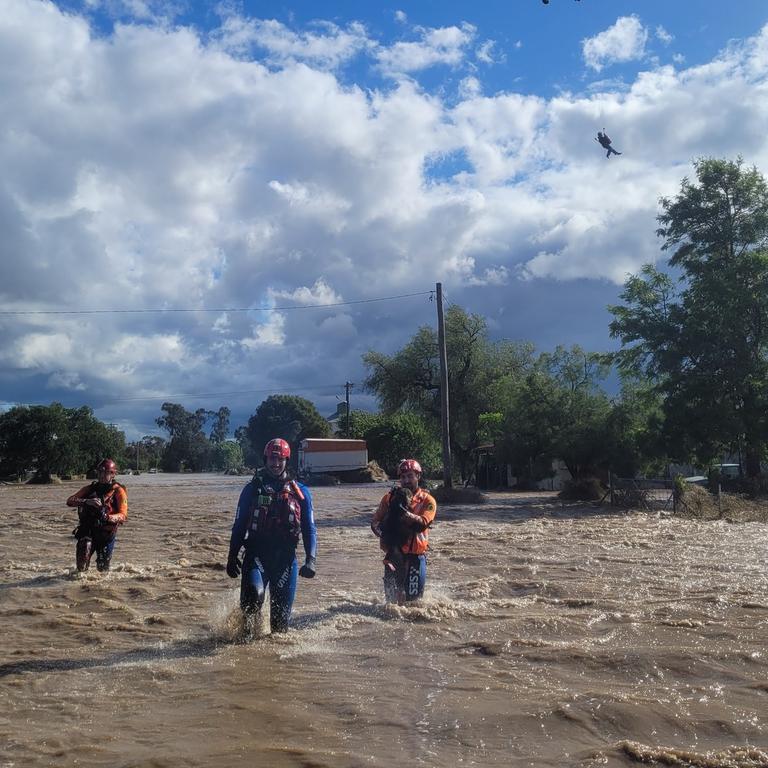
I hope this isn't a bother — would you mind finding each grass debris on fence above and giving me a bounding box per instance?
[674,481,768,522]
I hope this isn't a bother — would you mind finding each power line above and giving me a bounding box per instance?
[104,384,345,404]
[6,384,350,407]
[0,290,434,316]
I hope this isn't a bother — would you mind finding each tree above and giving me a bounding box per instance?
[0,407,36,479]
[0,403,125,481]
[235,425,259,469]
[610,158,768,476]
[498,346,611,481]
[245,395,331,467]
[65,406,126,472]
[213,440,244,472]
[347,409,383,440]
[603,381,667,478]
[141,435,167,470]
[155,403,211,472]
[126,435,167,472]
[348,409,440,476]
[363,305,533,481]
[209,407,230,444]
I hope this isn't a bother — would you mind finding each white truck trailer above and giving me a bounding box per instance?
[298,438,368,476]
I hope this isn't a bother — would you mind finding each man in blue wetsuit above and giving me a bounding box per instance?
[226,438,317,634]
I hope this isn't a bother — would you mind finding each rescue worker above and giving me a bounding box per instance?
[371,458,437,604]
[596,130,622,158]
[226,438,317,635]
[66,458,128,572]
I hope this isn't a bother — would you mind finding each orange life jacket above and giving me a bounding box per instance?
[374,487,436,555]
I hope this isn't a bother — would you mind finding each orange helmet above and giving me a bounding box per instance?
[264,438,291,459]
[398,458,422,476]
[97,458,117,473]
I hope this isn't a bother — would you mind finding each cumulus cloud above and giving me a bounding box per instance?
[83,0,181,23]
[375,22,476,75]
[240,314,286,349]
[212,16,371,68]
[655,25,673,45]
[458,76,482,98]
[476,40,501,65]
[467,266,509,286]
[2,1,768,434]
[582,16,649,71]
[269,279,343,306]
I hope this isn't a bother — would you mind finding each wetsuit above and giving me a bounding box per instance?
[66,481,128,572]
[228,470,317,633]
[372,487,436,603]
[597,133,621,157]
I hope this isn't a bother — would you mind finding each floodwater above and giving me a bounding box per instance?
[1,475,767,768]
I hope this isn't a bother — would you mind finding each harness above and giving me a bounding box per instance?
[73,481,123,536]
[248,472,304,545]
[91,480,122,505]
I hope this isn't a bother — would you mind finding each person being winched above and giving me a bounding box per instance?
[226,438,317,635]
[66,458,128,572]
[371,458,436,604]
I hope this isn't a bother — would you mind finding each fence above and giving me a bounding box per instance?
[604,475,676,512]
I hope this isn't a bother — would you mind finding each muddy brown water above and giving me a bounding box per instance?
[1,474,767,767]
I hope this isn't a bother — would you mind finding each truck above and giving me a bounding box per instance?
[298,438,368,476]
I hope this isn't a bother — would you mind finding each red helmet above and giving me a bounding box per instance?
[264,438,291,459]
[398,458,422,476]
[97,458,117,473]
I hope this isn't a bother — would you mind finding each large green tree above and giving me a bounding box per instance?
[602,381,667,478]
[498,346,612,481]
[209,407,231,444]
[234,425,259,469]
[245,395,331,467]
[213,440,244,472]
[0,403,125,480]
[363,305,533,480]
[610,158,768,476]
[347,409,440,476]
[155,403,211,472]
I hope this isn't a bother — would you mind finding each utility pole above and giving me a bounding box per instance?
[436,282,452,488]
[344,381,353,438]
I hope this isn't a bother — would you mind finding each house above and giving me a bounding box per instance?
[326,403,349,435]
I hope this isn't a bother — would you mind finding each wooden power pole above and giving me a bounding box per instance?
[436,282,452,488]
[344,381,353,438]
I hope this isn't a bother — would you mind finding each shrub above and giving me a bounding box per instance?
[432,486,486,504]
[558,477,604,501]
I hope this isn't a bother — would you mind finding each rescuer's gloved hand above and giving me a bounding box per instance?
[299,556,316,579]
[226,554,242,579]
[98,510,110,525]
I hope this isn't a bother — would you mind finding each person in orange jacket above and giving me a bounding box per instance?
[66,458,127,572]
[371,458,436,604]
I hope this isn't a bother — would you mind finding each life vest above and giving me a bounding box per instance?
[76,481,125,531]
[248,472,303,545]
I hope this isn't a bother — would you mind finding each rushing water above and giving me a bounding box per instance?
[1,474,767,767]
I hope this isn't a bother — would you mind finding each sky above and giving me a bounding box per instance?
[2,0,768,441]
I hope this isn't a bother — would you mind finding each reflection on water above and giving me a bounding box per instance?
[1,476,767,767]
